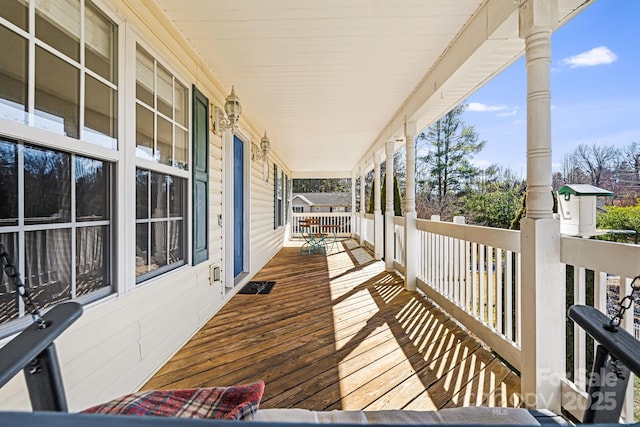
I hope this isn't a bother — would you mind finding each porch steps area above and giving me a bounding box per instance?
[143,240,521,410]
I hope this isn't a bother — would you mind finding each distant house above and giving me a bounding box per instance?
[292,192,352,213]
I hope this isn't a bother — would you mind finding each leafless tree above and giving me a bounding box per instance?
[573,143,619,187]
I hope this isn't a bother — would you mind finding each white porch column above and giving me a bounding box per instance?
[404,121,417,291]
[359,167,365,246]
[384,140,395,271]
[351,172,357,239]
[373,153,383,260]
[519,0,563,413]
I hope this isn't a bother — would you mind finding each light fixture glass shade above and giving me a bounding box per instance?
[260,131,270,155]
[224,85,242,126]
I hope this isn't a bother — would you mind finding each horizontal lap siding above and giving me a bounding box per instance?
[61,266,224,410]
[250,157,288,273]
[209,133,224,286]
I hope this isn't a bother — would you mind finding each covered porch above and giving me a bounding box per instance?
[144,239,521,410]
[3,0,638,423]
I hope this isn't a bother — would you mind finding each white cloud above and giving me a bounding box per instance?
[497,110,517,117]
[467,102,506,112]
[562,46,618,68]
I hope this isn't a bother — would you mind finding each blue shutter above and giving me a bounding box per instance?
[192,86,209,265]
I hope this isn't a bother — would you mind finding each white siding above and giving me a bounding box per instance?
[292,200,312,213]
[249,156,289,273]
[0,0,287,411]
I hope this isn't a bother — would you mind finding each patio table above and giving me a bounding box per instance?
[299,219,328,255]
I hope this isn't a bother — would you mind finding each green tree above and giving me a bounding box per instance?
[417,104,485,217]
[509,191,558,230]
[460,190,521,229]
[292,178,351,193]
[367,174,403,216]
[459,165,525,229]
[596,203,640,243]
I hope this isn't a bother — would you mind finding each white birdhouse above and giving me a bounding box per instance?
[557,184,614,237]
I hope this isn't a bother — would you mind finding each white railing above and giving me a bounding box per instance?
[560,236,640,422]
[362,214,374,249]
[393,216,405,273]
[354,214,361,240]
[291,212,352,237]
[415,218,522,370]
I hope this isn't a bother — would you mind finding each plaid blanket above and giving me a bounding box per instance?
[81,381,265,420]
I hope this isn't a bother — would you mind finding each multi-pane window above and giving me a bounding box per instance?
[0,138,113,327]
[135,44,189,170]
[136,45,189,283]
[0,0,118,148]
[0,0,117,333]
[135,44,189,284]
[274,166,284,228]
[135,169,186,282]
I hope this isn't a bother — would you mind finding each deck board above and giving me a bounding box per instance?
[143,240,521,410]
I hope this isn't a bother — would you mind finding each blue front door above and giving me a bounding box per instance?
[233,136,244,277]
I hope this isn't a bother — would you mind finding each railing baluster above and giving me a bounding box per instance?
[472,242,478,318]
[465,240,471,313]
[451,238,460,305]
[440,234,445,294]
[487,246,494,329]
[505,250,513,341]
[447,237,458,301]
[496,248,503,334]
[593,271,607,315]
[431,233,436,290]
[574,266,586,389]
[479,244,486,323]
[515,253,522,346]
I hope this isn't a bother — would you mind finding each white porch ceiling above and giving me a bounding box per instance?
[154,0,591,177]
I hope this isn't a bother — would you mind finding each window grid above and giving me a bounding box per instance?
[135,44,188,171]
[0,140,113,330]
[135,169,186,283]
[0,0,118,148]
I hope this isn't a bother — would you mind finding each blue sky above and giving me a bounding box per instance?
[461,0,640,176]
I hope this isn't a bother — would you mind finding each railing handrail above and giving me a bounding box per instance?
[292,212,352,218]
[364,213,374,220]
[416,218,520,253]
[393,216,404,226]
[561,236,640,279]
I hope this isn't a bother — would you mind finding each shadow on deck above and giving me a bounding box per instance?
[143,239,521,410]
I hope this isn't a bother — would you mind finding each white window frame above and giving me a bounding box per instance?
[0,0,121,149]
[0,0,123,335]
[126,34,192,289]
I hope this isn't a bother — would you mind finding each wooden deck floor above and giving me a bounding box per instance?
[143,240,521,410]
